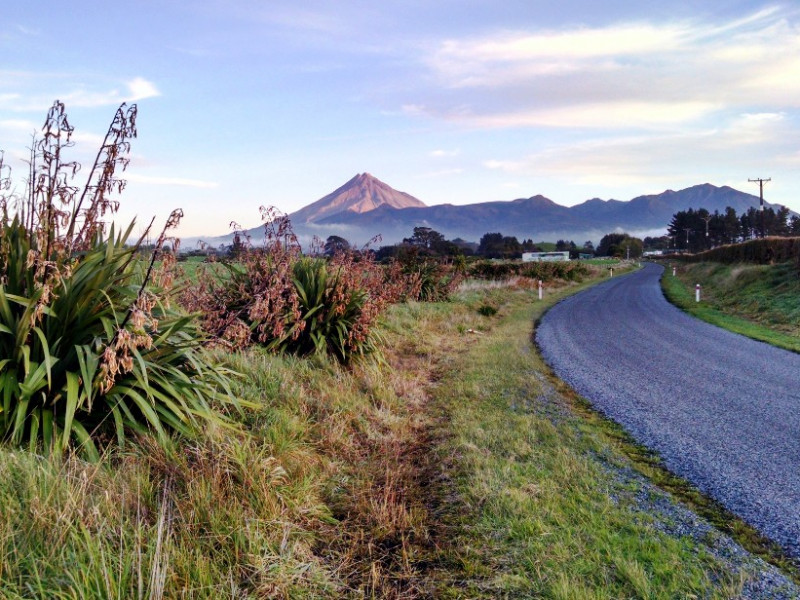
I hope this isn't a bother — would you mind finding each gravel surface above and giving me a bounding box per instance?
[536,262,800,559]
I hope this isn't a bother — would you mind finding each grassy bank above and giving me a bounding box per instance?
[661,261,800,353]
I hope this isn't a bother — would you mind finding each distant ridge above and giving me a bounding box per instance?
[290,173,426,224]
[190,176,789,248]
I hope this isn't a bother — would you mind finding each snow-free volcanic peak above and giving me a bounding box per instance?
[290,173,427,224]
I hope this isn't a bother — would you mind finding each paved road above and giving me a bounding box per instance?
[536,262,800,557]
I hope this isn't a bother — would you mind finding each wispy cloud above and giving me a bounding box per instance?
[0,118,37,131]
[483,108,798,189]
[420,168,464,178]
[447,101,718,129]
[409,7,800,130]
[429,148,460,158]
[125,173,219,189]
[15,24,40,36]
[0,77,160,112]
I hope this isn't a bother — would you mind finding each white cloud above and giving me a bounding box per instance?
[126,77,160,101]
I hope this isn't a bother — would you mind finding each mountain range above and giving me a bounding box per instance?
[190,173,785,249]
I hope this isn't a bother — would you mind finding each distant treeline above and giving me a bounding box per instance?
[664,206,800,253]
[373,227,597,260]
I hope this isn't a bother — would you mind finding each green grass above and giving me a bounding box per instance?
[0,350,342,598]
[661,261,800,353]
[422,277,770,598]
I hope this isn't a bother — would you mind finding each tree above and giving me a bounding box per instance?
[403,226,445,251]
[521,238,541,252]
[722,206,740,244]
[667,205,797,251]
[618,236,643,259]
[643,236,669,251]
[595,233,628,257]
[667,208,709,251]
[323,235,351,256]
[501,235,522,259]
[478,232,504,258]
[775,206,791,236]
[791,215,800,235]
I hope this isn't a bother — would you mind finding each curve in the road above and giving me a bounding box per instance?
[536,262,800,558]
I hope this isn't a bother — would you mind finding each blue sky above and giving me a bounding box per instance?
[2,1,799,239]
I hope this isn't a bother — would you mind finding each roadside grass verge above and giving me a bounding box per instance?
[660,261,800,353]
[424,274,765,599]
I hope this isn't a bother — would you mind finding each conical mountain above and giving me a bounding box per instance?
[290,173,426,224]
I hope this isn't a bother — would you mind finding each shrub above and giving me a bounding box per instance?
[0,101,234,458]
[280,256,383,361]
[388,247,463,302]
[185,211,391,362]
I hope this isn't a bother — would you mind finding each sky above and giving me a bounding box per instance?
[2,1,799,241]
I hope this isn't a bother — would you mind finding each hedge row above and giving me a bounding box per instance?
[467,260,588,281]
[679,237,800,265]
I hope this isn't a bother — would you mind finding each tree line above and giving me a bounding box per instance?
[368,227,594,260]
[665,206,800,253]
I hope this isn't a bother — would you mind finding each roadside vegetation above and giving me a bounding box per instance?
[426,276,760,599]
[661,260,800,353]
[4,258,780,599]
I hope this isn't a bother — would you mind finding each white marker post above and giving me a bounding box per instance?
[673,267,676,276]
[538,279,543,300]
[695,283,701,303]
[609,267,614,277]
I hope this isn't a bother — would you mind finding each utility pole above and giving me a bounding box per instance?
[748,177,771,238]
[701,215,712,248]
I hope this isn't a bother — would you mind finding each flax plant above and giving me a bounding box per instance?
[0,101,234,458]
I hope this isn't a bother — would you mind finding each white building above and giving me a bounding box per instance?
[522,251,570,262]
